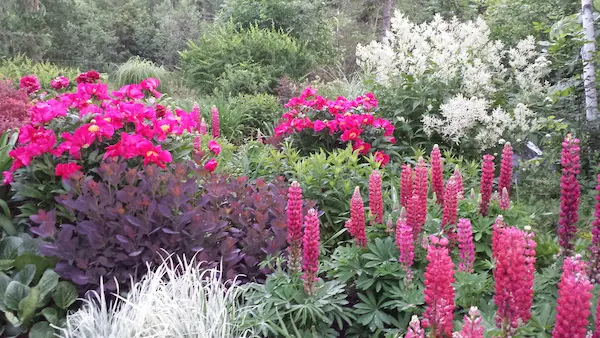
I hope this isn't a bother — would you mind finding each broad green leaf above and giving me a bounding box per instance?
[36,269,59,301]
[29,321,55,338]
[0,237,22,259]
[18,286,39,326]
[4,281,30,310]
[41,307,58,325]
[14,255,55,282]
[13,264,36,286]
[53,281,78,310]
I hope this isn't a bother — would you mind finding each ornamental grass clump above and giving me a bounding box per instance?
[58,255,255,338]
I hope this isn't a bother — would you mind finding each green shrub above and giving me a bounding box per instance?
[0,55,80,90]
[229,93,281,136]
[179,23,313,96]
[110,56,170,93]
[218,0,335,62]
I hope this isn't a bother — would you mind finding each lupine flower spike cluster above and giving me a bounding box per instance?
[369,170,384,224]
[400,164,414,208]
[211,105,220,138]
[395,208,414,283]
[453,165,464,200]
[457,218,475,273]
[302,209,320,296]
[405,315,425,338]
[499,187,510,210]
[454,307,484,338]
[415,157,429,228]
[431,145,445,206]
[286,181,303,273]
[553,255,593,338]
[479,154,495,216]
[589,174,600,283]
[499,142,513,195]
[441,177,459,240]
[493,224,535,335]
[595,296,600,338]
[422,235,456,337]
[558,134,581,254]
[347,187,367,247]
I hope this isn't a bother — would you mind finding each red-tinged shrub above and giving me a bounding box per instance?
[32,160,300,292]
[273,87,395,166]
[0,80,30,135]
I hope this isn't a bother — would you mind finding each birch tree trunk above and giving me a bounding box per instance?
[381,0,393,39]
[582,0,598,121]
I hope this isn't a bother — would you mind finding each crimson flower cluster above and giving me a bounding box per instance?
[347,187,367,247]
[457,218,475,273]
[493,224,535,334]
[558,134,581,253]
[274,87,394,166]
[553,255,593,338]
[302,208,320,295]
[422,235,455,337]
[430,145,444,206]
[4,74,221,185]
[479,154,495,216]
[286,181,303,273]
[369,170,383,224]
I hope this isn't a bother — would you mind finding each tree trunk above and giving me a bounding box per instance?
[381,0,393,39]
[582,0,598,121]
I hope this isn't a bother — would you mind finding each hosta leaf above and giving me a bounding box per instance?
[18,286,39,326]
[29,321,55,338]
[53,281,77,309]
[4,281,30,310]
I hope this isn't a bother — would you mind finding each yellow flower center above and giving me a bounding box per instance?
[83,144,90,149]
[160,125,170,132]
[349,132,357,139]
[88,125,100,133]
[146,151,158,157]
[104,117,111,122]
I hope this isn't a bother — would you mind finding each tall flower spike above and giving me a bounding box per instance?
[415,157,429,228]
[369,170,384,224]
[594,295,600,338]
[422,235,455,337]
[400,164,414,208]
[198,118,208,135]
[559,134,581,254]
[498,142,513,195]
[458,307,484,338]
[493,225,535,335]
[286,181,303,273]
[499,187,510,210]
[405,315,425,338]
[441,177,459,240]
[479,154,495,216]
[350,187,367,247]
[430,145,444,206]
[302,209,320,296]
[211,105,220,138]
[589,174,600,283]
[553,255,593,338]
[457,218,475,273]
[396,211,414,283]
[453,165,464,200]
[191,103,201,132]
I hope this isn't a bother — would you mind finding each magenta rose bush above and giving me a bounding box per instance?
[273,87,396,166]
[5,73,221,221]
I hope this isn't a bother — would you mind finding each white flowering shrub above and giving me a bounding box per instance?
[356,11,551,150]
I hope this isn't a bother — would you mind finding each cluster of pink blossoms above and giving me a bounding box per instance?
[479,154,495,216]
[286,181,304,273]
[422,235,456,337]
[347,187,367,247]
[395,210,414,282]
[274,87,394,166]
[553,255,593,338]
[430,145,445,206]
[558,134,581,253]
[369,170,383,224]
[302,208,320,295]
[4,73,221,185]
[493,224,535,334]
[589,174,600,283]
